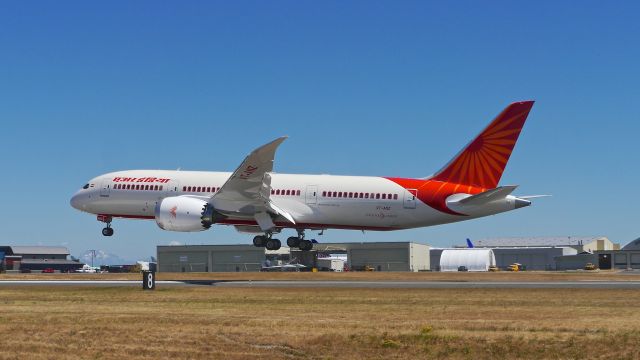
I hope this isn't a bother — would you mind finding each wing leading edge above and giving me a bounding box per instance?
[210,137,295,230]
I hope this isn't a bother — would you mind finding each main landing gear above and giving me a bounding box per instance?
[253,233,281,251]
[253,230,315,251]
[98,215,114,237]
[287,229,313,251]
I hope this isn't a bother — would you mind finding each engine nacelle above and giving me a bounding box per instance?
[155,196,217,232]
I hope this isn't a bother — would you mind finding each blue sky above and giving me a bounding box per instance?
[1,1,638,260]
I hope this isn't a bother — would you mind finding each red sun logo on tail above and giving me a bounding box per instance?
[169,206,177,218]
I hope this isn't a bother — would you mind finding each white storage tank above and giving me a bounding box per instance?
[439,249,496,272]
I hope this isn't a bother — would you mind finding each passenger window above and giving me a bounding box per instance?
[286,190,290,195]
[348,192,353,198]
[182,186,186,191]
[376,193,380,199]
[322,191,326,197]
[360,193,364,198]
[382,194,386,199]
[365,193,369,199]
[276,190,280,195]
[393,194,398,200]
[296,190,300,196]
[159,186,163,191]
[338,192,342,197]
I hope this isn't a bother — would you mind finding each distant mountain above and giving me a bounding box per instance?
[79,250,136,266]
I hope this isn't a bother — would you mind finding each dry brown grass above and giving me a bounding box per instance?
[2,270,640,282]
[0,286,639,359]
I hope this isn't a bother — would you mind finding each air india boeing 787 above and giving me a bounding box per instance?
[71,101,537,251]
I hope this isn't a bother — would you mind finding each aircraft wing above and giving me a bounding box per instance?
[210,137,295,230]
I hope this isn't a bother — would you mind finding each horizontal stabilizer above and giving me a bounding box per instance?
[459,185,518,205]
[518,195,552,199]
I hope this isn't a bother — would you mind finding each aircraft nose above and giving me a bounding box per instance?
[70,192,85,211]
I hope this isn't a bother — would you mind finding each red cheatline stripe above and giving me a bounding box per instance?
[105,215,395,231]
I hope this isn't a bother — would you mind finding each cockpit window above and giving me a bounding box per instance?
[82,184,89,189]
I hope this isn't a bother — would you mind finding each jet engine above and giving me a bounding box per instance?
[155,196,222,232]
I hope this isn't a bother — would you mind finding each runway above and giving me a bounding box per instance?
[2,279,640,289]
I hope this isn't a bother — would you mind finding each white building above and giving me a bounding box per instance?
[439,249,496,272]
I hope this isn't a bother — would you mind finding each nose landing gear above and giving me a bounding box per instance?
[97,215,114,237]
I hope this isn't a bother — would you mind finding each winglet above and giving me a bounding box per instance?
[432,101,534,188]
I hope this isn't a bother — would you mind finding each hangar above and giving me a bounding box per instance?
[157,245,266,272]
[157,242,430,272]
[556,237,640,270]
[430,246,577,271]
[293,242,430,272]
[473,236,619,252]
[438,249,495,272]
[0,246,83,273]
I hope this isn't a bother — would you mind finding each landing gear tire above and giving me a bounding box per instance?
[266,238,281,251]
[253,235,267,247]
[102,227,114,237]
[287,236,301,248]
[299,239,313,251]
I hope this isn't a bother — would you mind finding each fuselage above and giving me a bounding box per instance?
[70,169,522,232]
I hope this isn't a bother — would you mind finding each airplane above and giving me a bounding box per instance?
[71,101,537,251]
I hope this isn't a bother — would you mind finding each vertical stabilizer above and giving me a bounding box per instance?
[432,101,534,188]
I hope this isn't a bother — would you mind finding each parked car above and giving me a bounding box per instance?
[584,263,597,271]
[42,268,55,273]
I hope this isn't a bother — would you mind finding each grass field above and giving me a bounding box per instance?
[1,285,639,359]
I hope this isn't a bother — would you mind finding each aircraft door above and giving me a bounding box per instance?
[100,180,111,197]
[305,185,318,205]
[403,189,417,209]
[164,180,181,196]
